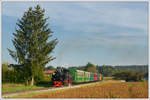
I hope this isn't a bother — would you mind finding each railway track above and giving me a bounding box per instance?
[2,81,102,98]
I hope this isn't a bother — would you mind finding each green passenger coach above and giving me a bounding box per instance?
[69,69,85,83]
[90,72,94,81]
[69,69,102,83]
[84,72,90,82]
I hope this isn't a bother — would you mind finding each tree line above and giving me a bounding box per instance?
[69,62,148,82]
[2,61,148,84]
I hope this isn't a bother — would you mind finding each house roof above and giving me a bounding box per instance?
[43,70,55,74]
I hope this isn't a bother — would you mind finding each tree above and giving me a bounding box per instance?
[2,62,9,82]
[8,5,58,86]
[44,65,56,70]
[85,62,98,73]
[112,70,144,82]
[97,65,117,77]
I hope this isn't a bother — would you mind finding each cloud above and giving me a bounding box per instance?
[2,2,148,33]
[2,2,148,65]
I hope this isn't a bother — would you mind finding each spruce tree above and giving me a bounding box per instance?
[8,5,58,86]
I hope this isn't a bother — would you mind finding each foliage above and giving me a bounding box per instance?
[68,62,98,73]
[97,65,117,76]
[84,62,98,73]
[2,63,52,86]
[2,63,9,82]
[7,5,58,85]
[115,65,148,71]
[2,63,28,83]
[96,65,148,77]
[44,65,56,70]
[112,70,146,82]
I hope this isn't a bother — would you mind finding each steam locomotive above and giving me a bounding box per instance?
[51,67,103,87]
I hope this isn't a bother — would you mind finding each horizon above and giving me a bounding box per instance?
[2,2,148,67]
[3,61,148,68]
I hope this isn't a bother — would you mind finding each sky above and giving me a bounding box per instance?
[2,1,148,67]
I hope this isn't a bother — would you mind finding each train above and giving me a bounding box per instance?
[51,67,103,87]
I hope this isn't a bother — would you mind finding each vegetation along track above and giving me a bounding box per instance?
[2,81,103,98]
[13,81,148,98]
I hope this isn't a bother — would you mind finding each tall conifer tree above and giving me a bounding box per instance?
[8,5,58,85]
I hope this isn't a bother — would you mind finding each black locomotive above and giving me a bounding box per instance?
[51,67,73,86]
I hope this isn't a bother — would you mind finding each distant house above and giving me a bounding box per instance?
[43,70,55,74]
[43,70,55,81]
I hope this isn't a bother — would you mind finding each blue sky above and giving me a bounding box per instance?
[2,2,148,67]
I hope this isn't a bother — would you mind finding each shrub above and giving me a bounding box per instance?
[113,70,145,82]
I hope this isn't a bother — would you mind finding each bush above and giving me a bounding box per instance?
[113,70,145,82]
[2,63,28,83]
[2,63,51,85]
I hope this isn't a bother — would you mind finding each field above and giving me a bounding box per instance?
[2,83,44,93]
[11,81,148,98]
[103,77,113,81]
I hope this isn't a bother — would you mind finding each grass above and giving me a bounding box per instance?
[2,83,45,93]
[10,81,148,98]
[103,77,113,81]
